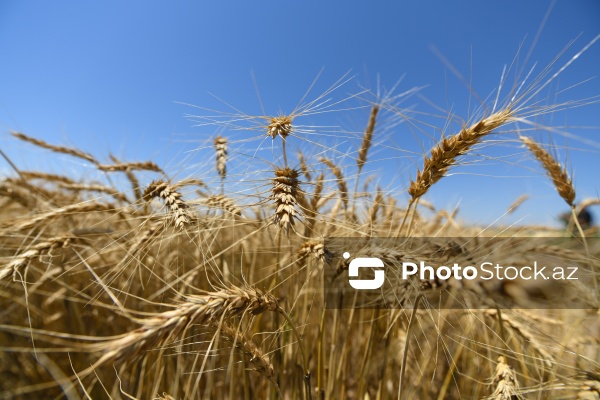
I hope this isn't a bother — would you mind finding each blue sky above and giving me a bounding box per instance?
[1,1,599,226]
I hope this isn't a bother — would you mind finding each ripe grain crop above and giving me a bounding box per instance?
[0,34,599,400]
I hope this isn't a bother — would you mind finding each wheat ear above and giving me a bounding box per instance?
[97,160,163,173]
[298,241,331,264]
[20,171,76,185]
[304,172,324,236]
[297,150,312,181]
[398,108,513,234]
[10,202,114,231]
[0,180,39,208]
[11,132,98,164]
[368,187,384,225]
[409,108,513,202]
[319,157,349,210]
[58,183,129,203]
[268,115,294,166]
[205,194,242,217]
[88,287,278,371]
[488,356,520,400]
[357,105,379,174]
[506,194,529,215]
[519,135,597,297]
[214,135,228,183]
[218,323,278,389]
[577,371,600,400]
[270,167,301,235]
[143,180,190,228]
[520,136,575,206]
[267,116,293,139]
[1,236,75,281]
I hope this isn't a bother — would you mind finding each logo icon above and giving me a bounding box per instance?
[347,257,385,290]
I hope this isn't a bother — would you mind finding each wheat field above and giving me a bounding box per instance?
[1,33,599,400]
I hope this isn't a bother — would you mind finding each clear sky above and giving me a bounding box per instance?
[1,1,599,227]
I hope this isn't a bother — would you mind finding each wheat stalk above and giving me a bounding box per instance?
[518,136,597,297]
[107,154,143,202]
[577,198,600,214]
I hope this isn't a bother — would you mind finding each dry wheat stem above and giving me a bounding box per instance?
[577,198,600,219]
[121,220,164,263]
[107,154,143,202]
